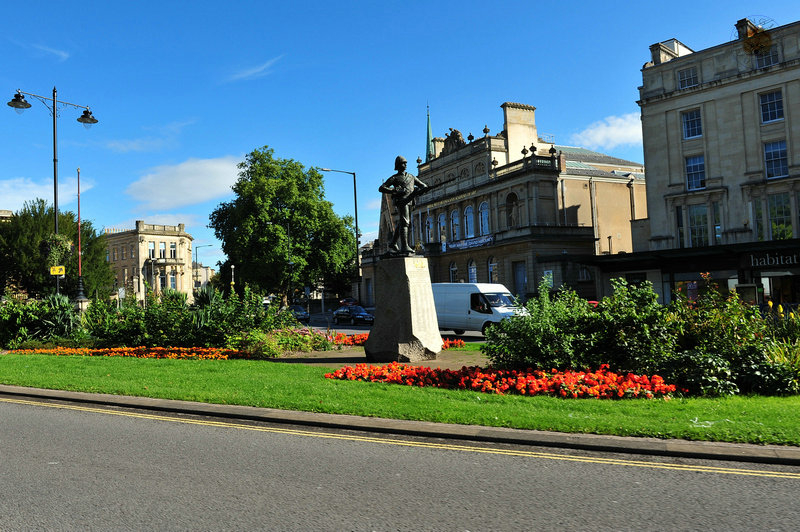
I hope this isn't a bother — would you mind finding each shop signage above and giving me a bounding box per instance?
[446,235,495,251]
[747,251,800,268]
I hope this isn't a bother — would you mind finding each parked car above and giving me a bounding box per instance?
[432,282,526,335]
[339,297,359,306]
[286,304,310,323]
[332,305,374,325]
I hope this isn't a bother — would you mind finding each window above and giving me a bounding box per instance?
[682,109,702,139]
[449,262,458,283]
[768,193,792,240]
[478,201,490,235]
[159,271,167,290]
[467,259,477,283]
[450,210,460,241]
[159,242,166,259]
[105,248,110,262]
[677,67,698,89]
[463,206,475,238]
[687,204,709,247]
[487,257,498,283]
[148,241,155,259]
[169,242,177,259]
[130,244,135,259]
[765,141,788,178]
[685,155,706,190]
[169,271,177,290]
[754,199,764,241]
[754,45,779,69]
[112,247,118,261]
[760,91,784,123]
[438,213,447,242]
[676,206,685,248]
[425,216,433,243]
[121,246,126,260]
[713,202,722,245]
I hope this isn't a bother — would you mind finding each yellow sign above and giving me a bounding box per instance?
[50,265,65,275]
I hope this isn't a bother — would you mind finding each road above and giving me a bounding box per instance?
[1,397,799,530]
[310,312,484,342]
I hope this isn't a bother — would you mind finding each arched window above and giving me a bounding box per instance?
[450,209,460,241]
[479,201,490,235]
[449,261,459,282]
[464,205,475,238]
[468,259,477,283]
[438,213,447,242]
[425,216,434,243]
[506,193,519,228]
[487,256,499,283]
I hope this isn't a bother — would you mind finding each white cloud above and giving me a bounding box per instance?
[227,55,284,82]
[32,44,70,62]
[0,176,91,212]
[106,120,195,153]
[570,113,642,150]
[126,156,240,210]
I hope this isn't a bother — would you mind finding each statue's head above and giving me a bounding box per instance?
[394,155,407,171]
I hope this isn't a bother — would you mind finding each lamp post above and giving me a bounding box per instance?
[193,244,212,289]
[320,168,360,303]
[8,87,98,295]
[75,167,88,310]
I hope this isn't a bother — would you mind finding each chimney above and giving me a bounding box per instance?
[736,18,759,39]
[501,102,537,163]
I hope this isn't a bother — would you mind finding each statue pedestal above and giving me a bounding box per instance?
[364,256,442,363]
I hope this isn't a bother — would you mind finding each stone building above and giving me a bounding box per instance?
[104,221,194,303]
[360,102,646,305]
[595,17,800,305]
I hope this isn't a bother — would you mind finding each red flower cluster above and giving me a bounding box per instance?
[9,346,241,360]
[325,363,676,399]
[442,338,466,350]
[331,333,465,351]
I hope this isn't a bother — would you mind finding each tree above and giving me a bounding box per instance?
[209,146,355,303]
[0,199,114,298]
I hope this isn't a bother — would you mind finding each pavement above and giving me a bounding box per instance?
[2,345,800,467]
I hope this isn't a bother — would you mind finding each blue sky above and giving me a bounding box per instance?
[2,1,798,270]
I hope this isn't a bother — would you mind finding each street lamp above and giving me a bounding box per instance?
[320,168,360,303]
[193,244,212,288]
[8,87,98,295]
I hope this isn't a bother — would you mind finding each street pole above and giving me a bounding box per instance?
[7,87,98,296]
[320,168,360,303]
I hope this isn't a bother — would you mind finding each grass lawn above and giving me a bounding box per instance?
[1,352,799,446]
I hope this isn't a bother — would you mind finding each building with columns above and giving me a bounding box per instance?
[359,102,646,304]
[595,17,800,305]
[104,221,194,303]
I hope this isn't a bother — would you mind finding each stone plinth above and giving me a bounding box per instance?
[364,256,443,363]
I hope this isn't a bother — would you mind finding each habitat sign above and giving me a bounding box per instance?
[747,251,800,268]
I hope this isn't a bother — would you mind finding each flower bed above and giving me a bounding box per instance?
[8,346,241,360]
[330,333,465,350]
[325,363,677,399]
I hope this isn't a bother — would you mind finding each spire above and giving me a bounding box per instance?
[426,105,434,162]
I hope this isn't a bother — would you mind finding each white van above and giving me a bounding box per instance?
[431,283,525,335]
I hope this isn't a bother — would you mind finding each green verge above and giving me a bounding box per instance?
[1,353,798,446]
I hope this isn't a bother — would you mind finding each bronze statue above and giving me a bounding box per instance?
[379,156,428,255]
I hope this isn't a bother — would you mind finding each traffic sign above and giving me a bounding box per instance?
[50,265,65,276]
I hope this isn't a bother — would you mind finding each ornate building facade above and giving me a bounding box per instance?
[360,102,646,305]
[104,221,194,303]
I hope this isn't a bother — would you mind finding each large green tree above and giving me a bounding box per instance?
[209,146,355,302]
[0,199,114,299]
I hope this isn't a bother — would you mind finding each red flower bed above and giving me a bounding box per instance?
[325,363,677,399]
[8,346,241,360]
[331,333,465,351]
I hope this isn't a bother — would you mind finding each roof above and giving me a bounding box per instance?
[556,145,643,168]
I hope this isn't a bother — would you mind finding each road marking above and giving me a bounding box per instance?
[3,396,799,479]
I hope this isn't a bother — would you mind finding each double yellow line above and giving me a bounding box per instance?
[3,396,799,479]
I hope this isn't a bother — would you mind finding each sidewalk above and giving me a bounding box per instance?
[1,380,799,466]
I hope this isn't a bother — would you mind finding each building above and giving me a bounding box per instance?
[595,17,800,305]
[104,221,194,303]
[360,102,646,304]
[192,261,216,289]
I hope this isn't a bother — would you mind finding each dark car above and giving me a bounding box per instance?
[339,297,359,306]
[286,304,310,323]
[332,305,374,325]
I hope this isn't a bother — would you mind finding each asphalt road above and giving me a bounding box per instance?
[2,397,799,531]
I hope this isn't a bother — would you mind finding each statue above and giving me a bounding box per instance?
[379,156,428,255]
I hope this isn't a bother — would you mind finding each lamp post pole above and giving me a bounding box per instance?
[193,244,212,289]
[8,87,98,296]
[320,168,360,303]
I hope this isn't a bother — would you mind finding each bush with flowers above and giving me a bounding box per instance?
[325,362,676,399]
[8,346,242,360]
